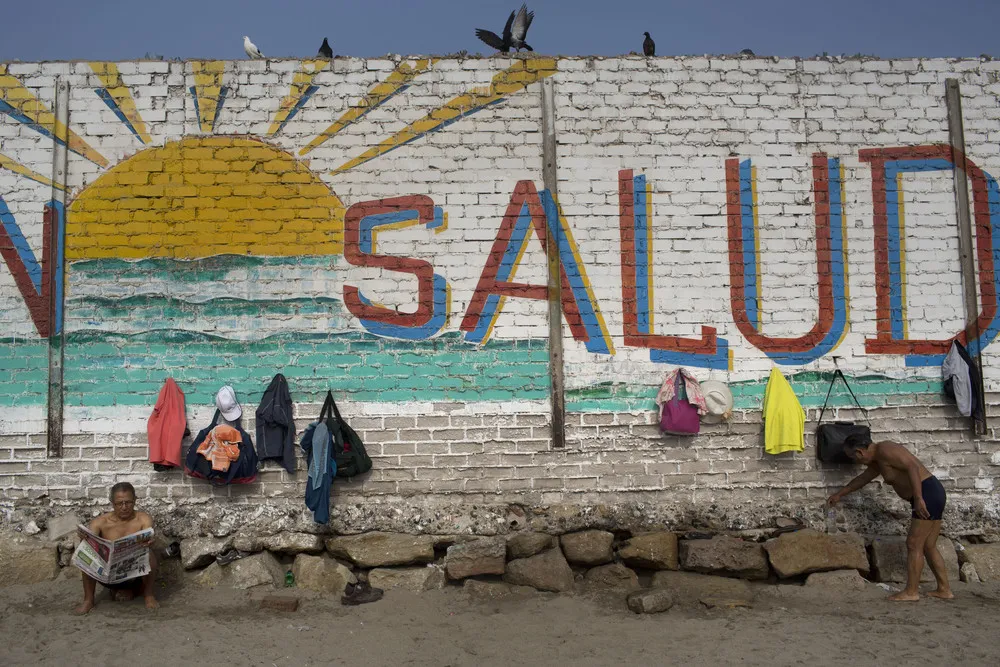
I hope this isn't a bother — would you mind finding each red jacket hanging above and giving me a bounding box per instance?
[148,378,187,468]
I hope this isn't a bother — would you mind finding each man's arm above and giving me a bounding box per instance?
[828,465,880,504]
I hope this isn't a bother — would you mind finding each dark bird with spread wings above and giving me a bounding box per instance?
[643,32,655,57]
[475,4,535,53]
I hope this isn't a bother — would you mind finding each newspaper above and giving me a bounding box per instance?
[72,524,154,585]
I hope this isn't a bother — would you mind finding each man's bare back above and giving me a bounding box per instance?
[868,440,933,502]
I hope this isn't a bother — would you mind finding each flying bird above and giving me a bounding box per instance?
[510,4,535,52]
[643,32,655,57]
[475,9,516,53]
[475,5,534,53]
[243,36,264,59]
[318,37,333,58]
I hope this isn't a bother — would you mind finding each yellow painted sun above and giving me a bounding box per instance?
[67,136,345,260]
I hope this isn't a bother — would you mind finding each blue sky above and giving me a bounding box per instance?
[1,0,998,61]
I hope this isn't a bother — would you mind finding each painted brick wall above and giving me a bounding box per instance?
[1,56,999,533]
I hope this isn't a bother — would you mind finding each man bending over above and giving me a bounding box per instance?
[828,433,952,601]
[75,482,158,614]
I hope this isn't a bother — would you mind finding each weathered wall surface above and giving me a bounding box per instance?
[1,56,999,535]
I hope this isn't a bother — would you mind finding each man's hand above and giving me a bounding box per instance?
[827,492,843,506]
[914,497,930,520]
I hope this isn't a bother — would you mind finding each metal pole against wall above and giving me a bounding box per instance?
[540,77,566,449]
[945,78,987,436]
[46,78,70,458]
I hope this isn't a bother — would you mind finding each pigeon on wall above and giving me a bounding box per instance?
[643,32,655,57]
[318,38,333,58]
[475,9,516,53]
[475,5,534,53]
[243,36,264,59]
[510,4,535,52]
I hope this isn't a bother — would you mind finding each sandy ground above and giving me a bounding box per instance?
[2,570,1000,667]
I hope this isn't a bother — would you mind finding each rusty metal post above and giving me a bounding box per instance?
[540,77,566,449]
[47,78,70,457]
[945,78,987,435]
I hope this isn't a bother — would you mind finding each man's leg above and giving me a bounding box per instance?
[889,517,935,601]
[923,520,954,599]
[75,573,97,614]
[142,551,159,609]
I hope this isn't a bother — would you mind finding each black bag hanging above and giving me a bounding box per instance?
[319,390,372,478]
[815,369,872,464]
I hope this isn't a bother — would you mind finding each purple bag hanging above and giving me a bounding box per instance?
[660,373,700,435]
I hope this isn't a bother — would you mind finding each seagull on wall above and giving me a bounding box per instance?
[318,38,333,58]
[643,32,655,57]
[243,36,264,59]
[475,4,534,54]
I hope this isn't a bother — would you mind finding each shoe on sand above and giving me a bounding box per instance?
[341,581,383,606]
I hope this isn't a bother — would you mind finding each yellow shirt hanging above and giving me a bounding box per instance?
[763,367,805,454]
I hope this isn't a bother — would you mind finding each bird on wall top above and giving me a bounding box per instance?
[475,9,517,53]
[475,4,534,54]
[643,32,655,57]
[243,36,264,59]
[510,4,535,52]
[318,38,333,59]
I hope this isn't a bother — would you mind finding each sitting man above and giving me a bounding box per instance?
[828,433,952,601]
[75,482,158,613]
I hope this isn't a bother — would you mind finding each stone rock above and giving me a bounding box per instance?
[560,530,614,566]
[191,562,230,588]
[47,512,80,541]
[679,536,770,580]
[292,554,356,594]
[805,570,868,591]
[24,521,40,536]
[463,579,535,601]
[181,536,232,570]
[963,544,1000,582]
[263,532,324,555]
[445,538,506,580]
[627,589,674,614]
[763,529,868,578]
[870,536,959,584]
[0,539,60,586]
[617,532,678,570]
[583,563,640,591]
[960,562,981,583]
[326,532,435,568]
[368,565,446,592]
[504,547,575,592]
[228,551,285,589]
[506,532,556,560]
[651,570,753,607]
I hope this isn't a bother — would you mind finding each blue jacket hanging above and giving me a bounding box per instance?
[300,420,336,524]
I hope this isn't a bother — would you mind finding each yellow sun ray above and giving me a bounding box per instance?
[266,59,331,137]
[0,64,108,167]
[331,58,557,175]
[190,61,227,133]
[299,57,437,156]
[89,62,153,144]
[0,151,68,190]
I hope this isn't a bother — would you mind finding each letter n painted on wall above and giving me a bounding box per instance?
[343,195,449,339]
[724,155,850,364]
[859,144,1000,366]
[0,199,65,338]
